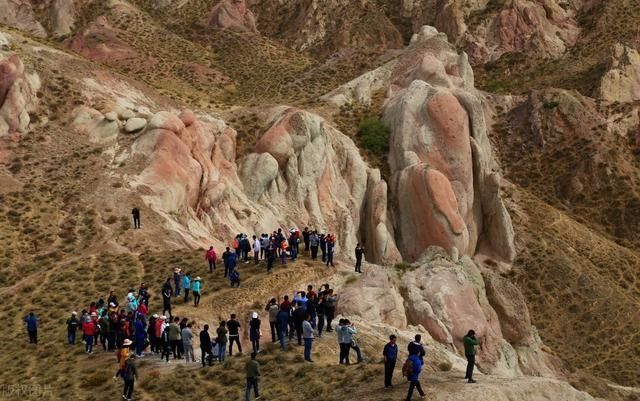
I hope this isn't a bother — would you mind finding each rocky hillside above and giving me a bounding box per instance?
[1,1,640,401]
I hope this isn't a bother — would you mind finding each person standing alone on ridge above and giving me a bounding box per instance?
[24,312,38,345]
[206,246,217,272]
[464,329,480,383]
[131,207,141,229]
[355,243,365,273]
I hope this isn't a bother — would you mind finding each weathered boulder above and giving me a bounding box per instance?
[401,252,522,377]
[379,26,515,262]
[0,0,46,38]
[338,266,407,328]
[49,0,75,37]
[241,108,400,262]
[483,271,534,346]
[124,117,147,133]
[71,106,119,143]
[597,44,640,103]
[0,55,40,139]
[207,0,258,34]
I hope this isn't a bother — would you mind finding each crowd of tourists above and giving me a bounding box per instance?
[21,219,482,401]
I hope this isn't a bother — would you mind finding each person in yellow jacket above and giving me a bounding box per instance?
[113,338,131,380]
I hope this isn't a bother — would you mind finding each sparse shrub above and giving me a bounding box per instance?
[543,100,560,109]
[394,262,413,272]
[438,361,453,371]
[357,117,390,155]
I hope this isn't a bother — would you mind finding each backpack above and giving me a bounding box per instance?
[402,358,414,378]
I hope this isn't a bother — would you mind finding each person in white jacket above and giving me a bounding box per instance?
[253,235,261,265]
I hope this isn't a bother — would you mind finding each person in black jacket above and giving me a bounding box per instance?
[408,334,426,363]
[122,354,138,401]
[131,207,141,229]
[355,243,365,273]
[292,302,307,346]
[162,278,173,319]
[200,325,213,367]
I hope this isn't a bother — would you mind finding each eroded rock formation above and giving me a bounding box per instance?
[207,0,258,34]
[0,54,40,140]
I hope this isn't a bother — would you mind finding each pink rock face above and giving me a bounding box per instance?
[396,165,469,260]
[207,0,258,34]
[0,0,47,38]
[402,259,506,371]
[0,54,38,139]
[0,56,20,107]
[493,0,579,59]
[424,92,473,214]
[67,16,137,63]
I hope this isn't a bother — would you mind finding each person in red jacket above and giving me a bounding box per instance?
[155,316,166,355]
[83,313,98,354]
[205,246,217,273]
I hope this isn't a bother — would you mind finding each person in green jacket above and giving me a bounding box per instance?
[463,329,480,383]
[245,351,261,401]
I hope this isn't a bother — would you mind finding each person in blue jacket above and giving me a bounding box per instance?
[405,350,426,400]
[24,312,38,345]
[192,277,202,307]
[182,272,192,304]
[133,317,146,356]
[277,305,291,351]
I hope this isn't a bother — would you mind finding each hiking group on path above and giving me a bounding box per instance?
[23,221,482,400]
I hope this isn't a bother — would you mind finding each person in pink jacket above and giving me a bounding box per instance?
[205,246,217,273]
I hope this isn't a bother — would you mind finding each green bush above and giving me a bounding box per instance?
[357,117,390,155]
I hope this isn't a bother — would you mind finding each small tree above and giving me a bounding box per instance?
[357,117,390,155]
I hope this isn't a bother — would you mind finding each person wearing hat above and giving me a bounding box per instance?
[122,353,138,401]
[192,276,202,307]
[66,311,80,346]
[82,312,98,354]
[249,312,261,353]
[115,339,132,379]
[174,268,183,298]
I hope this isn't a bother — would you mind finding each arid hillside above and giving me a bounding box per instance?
[1,1,640,401]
